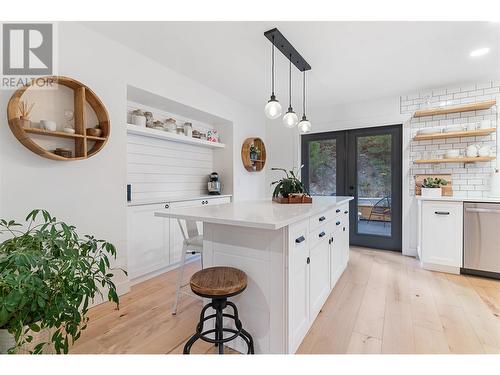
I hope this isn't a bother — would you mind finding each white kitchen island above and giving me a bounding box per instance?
[155,196,353,354]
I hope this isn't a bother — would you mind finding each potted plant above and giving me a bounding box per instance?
[421,177,448,197]
[0,209,125,354]
[271,166,312,204]
[249,144,261,161]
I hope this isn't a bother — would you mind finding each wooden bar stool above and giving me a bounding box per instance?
[183,266,255,354]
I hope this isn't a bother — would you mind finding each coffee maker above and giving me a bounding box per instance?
[207,172,221,195]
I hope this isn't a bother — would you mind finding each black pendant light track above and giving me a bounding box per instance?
[264,28,311,72]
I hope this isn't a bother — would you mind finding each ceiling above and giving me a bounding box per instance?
[83,22,500,114]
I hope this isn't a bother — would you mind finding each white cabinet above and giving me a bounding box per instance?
[127,203,169,280]
[128,196,231,282]
[309,226,331,320]
[288,219,310,353]
[420,200,463,272]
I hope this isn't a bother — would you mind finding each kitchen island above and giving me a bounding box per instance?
[155,196,353,353]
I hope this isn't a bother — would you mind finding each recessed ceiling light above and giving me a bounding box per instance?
[470,47,490,57]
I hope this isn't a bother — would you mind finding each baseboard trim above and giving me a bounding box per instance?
[421,261,460,275]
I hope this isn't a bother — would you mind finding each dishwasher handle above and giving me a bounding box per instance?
[465,207,500,214]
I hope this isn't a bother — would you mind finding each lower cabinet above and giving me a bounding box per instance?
[128,196,230,282]
[288,206,350,353]
[420,200,463,272]
[309,229,331,320]
[127,203,169,280]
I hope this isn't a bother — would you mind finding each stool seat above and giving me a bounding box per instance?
[190,266,247,298]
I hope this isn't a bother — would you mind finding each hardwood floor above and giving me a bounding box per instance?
[71,247,500,354]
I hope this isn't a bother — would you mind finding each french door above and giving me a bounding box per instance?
[301,124,402,251]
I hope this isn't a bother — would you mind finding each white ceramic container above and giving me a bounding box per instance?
[466,144,479,158]
[478,145,492,157]
[39,120,57,132]
[421,187,442,197]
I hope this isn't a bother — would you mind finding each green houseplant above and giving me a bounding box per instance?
[0,209,125,354]
[271,167,310,202]
[421,177,448,197]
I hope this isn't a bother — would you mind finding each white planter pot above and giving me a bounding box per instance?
[421,187,442,197]
[0,329,16,354]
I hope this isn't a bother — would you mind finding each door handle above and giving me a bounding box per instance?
[306,257,310,264]
[165,204,170,209]
[336,209,341,213]
[319,216,326,222]
[349,186,355,191]
[295,236,306,244]
[344,210,349,214]
[434,211,450,215]
[319,231,326,238]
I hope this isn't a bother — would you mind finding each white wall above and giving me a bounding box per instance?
[0,22,266,296]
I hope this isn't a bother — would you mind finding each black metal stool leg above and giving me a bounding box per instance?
[216,306,224,354]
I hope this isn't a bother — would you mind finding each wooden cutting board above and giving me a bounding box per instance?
[415,174,453,196]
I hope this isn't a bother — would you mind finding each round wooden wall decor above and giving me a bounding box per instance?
[241,137,266,172]
[7,76,110,161]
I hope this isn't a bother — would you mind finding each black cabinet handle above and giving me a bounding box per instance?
[165,204,170,209]
[319,231,326,238]
[295,236,306,244]
[306,257,310,264]
[344,210,348,214]
[434,211,450,215]
[343,227,346,232]
[328,238,332,244]
[319,216,326,222]
[336,221,341,226]
[336,209,341,213]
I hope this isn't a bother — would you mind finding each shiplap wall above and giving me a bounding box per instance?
[127,102,215,201]
[401,80,500,199]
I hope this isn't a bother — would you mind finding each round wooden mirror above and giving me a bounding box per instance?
[7,76,110,161]
[241,137,266,172]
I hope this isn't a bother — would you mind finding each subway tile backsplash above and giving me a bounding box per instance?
[401,81,500,198]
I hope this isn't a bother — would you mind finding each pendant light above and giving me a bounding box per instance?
[264,38,282,119]
[298,70,311,133]
[283,56,299,128]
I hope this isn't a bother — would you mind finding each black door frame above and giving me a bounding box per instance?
[301,124,402,252]
[301,130,347,197]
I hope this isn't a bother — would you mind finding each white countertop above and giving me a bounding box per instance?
[127,194,232,206]
[155,196,354,230]
[416,195,500,203]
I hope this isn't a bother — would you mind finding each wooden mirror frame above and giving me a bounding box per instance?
[241,137,266,172]
[7,76,110,161]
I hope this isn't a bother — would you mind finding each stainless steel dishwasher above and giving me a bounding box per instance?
[463,202,500,278]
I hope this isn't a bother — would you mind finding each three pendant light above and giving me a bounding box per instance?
[264,41,311,132]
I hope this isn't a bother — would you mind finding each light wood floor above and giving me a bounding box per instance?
[71,247,500,354]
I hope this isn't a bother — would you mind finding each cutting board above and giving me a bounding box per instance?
[415,174,453,196]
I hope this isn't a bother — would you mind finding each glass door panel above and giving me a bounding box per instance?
[356,134,392,237]
[308,139,337,196]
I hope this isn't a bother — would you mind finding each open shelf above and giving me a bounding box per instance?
[23,127,106,141]
[126,123,225,149]
[414,156,496,164]
[413,127,496,141]
[413,99,496,118]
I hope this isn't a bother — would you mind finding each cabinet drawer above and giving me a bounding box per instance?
[309,225,329,250]
[309,209,332,231]
[205,196,231,205]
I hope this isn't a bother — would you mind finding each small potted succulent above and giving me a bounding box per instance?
[271,166,312,204]
[421,177,448,197]
[0,209,125,354]
[249,144,261,161]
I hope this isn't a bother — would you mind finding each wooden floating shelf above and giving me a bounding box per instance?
[7,76,110,161]
[23,127,106,141]
[413,99,496,118]
[126,124,225,149]
[414,156,496,164]
[413,128,496,141]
